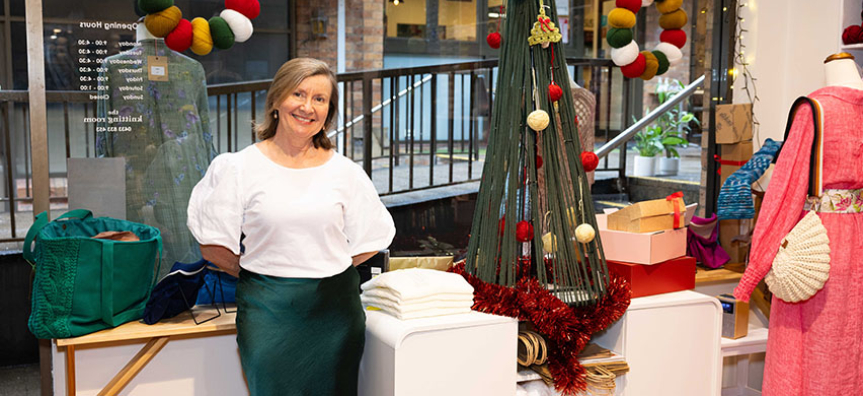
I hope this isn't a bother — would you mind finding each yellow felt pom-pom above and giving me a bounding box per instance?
[575,224,596,243]
[527,110,550,131]
[640,50,659,80]
[659,9,688,29]
[190,17,213,55]
[144,5,182,38]
[608,8,637,29]
[655,0,683,14]
[542,232,558,253]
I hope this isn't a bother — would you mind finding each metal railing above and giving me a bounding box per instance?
[0,58,629,242]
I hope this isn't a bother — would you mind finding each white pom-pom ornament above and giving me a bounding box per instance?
[611,41,639,66]
[641,0,654,6]
[655,42,683,65]
[527,110,550,131]
[575,224,596,243]
[221,9,254,43]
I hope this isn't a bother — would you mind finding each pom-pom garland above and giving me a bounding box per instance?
[142,0,259,54]
[606,28,633,48]
[225,0,260,19]
[190,17,214,55]
[640,50,659,80]
[221,9,254,42]
[487,32,502,49]
[607,0,688,80]
[620,53,646,78]
[164,18,193,52]
[144,6,182,38]
[209,16,236,50]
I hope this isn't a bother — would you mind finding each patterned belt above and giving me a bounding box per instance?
[805,188,863,213]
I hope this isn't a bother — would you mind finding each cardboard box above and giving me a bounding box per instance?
[719,141,753,186]
[717,294,749,339]
[607,256,696,298]
[600,227,687,265]
[716,103,753,144]
[719,219,751,264]
[606,196,687,233]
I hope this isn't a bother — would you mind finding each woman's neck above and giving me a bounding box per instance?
[824,57,863,89]
[258,132,330,168]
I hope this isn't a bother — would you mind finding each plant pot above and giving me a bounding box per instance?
[633,155,656,177]
[656,157,680,176]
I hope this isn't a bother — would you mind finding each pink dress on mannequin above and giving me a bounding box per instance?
[734,86,863,395]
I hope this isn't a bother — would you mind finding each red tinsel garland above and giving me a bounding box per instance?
[449,262,631,395]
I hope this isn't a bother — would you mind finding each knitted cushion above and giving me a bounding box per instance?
[138,0,173,14]
[209,16,235,49]
[620,53,646,78]
[144,5,182,38]
[607,28,633,48]
[220,9,254,43]
[608,8,637,29]
[190,17,213,55]
[655,0,683,14]
[659,9,688,29]
[653,50,670,75]
[640,50,659,80]
[165,18,193,52]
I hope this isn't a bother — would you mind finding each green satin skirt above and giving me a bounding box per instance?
[236,265,366,396]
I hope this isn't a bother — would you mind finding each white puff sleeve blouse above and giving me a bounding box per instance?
[187,145,396,278]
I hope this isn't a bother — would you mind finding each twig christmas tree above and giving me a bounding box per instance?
[466,0,609,306]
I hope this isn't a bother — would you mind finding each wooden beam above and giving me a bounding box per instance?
[25,0,50,216]
[98,336,170,396]
[65,345,75,396]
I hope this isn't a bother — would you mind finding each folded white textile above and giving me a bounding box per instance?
[364,304,472,320]
[360,294,473,315]
[361,288,474,305]
[360,268,474,300]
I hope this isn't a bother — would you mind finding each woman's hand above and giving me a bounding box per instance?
[351,251,379,266]
[200,245,241,277]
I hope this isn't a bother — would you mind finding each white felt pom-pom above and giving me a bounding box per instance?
[655,42,683,65]
[527,110,550,131]
[642,0,654,6]
[221,9,254,43]
[575,223,596,243]
[611,41,639,66]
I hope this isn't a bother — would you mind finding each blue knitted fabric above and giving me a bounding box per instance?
[717,139,782,220]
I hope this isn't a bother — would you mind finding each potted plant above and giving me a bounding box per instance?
[649,79,700,176]
[633,126,662,176]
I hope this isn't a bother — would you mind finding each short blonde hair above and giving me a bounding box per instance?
[255,58,338,149]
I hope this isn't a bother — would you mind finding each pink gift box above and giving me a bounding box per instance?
[596,213,687,264]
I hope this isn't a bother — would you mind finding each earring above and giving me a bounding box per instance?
[273,110,279,119]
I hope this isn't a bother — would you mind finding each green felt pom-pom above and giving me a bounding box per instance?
[209,17,235,50]
[653,50,670,75]
[138,0,173,14]
[606,28,633,49]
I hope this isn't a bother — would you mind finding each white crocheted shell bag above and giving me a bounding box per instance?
[764,210,830,303]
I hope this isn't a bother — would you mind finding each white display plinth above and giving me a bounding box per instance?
[359,310,518,396]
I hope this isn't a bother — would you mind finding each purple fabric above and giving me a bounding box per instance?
[686,214,730,269]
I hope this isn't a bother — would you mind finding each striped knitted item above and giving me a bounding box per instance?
[717,139,782,220]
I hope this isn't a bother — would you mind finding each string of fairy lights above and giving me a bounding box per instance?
[731,1,760,140]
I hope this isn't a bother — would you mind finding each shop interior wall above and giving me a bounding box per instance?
[733,0,842,149]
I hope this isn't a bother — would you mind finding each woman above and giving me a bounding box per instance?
[187,58,396,395]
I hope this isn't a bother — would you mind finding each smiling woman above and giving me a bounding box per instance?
[187,58,396,396]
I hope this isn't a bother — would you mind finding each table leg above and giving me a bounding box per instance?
[97,336,170,396]
[65,345,75,396]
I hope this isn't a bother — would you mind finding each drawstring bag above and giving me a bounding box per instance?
[25,209,162,339]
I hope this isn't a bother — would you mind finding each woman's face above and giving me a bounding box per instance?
[276,74,332,142]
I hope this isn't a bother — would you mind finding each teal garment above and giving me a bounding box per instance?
[96,39,216,278]
[236,266,366,396]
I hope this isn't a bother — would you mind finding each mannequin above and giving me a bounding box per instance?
[733,52,863,395]
[823,52,863,89]
[96,24,216,278]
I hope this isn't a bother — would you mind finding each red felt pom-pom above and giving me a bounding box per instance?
[498,217,506,235]
[615,0,641,13]
[843,25,863,45]
[225,0,260,20]
[660,29,687,48]
[165,18,193,52]
[856,27,863,44]
[548,82,563,102]
[620,53,647,78]
[581,151,599,172]
[536,155,543,169]
[486,32,502,49]
[516,221,534,243]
